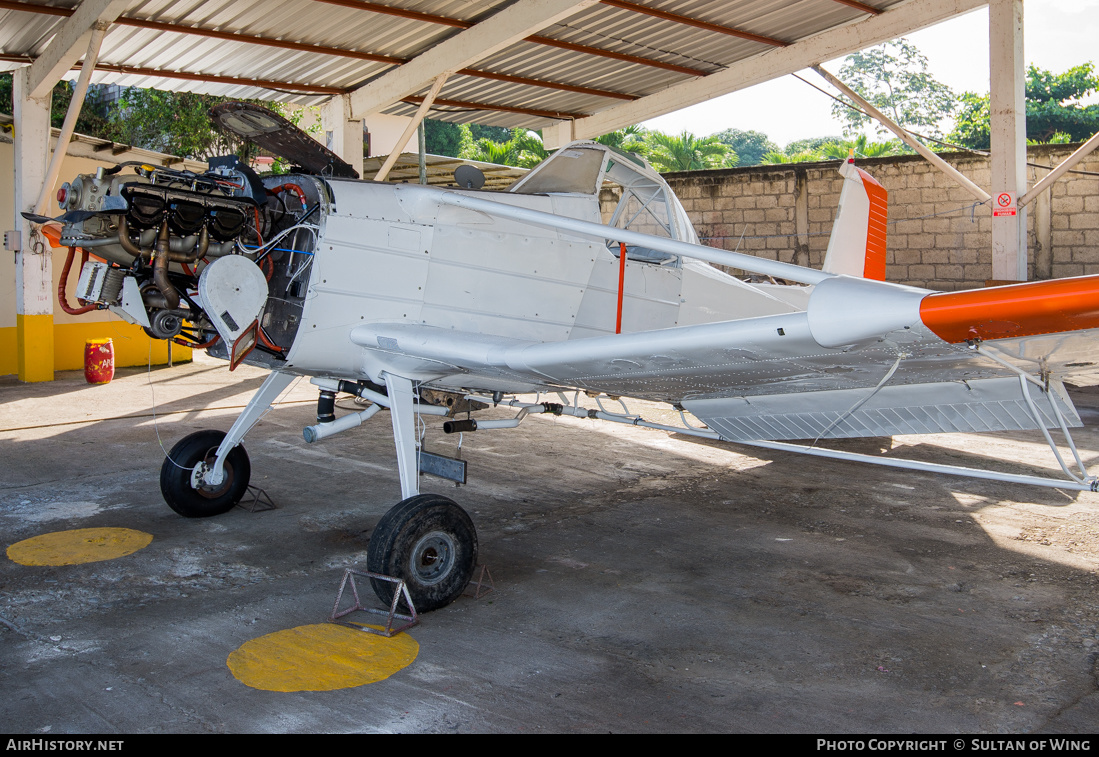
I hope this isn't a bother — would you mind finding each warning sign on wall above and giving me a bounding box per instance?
[993,191,1017,217]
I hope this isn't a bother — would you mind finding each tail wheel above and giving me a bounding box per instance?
[367,494,478,612]
[160,430,250,518]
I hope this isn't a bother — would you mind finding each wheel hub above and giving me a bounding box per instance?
[409,531,456,585]
[189,455,232,496]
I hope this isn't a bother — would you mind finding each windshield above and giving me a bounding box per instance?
[509,141,701,264]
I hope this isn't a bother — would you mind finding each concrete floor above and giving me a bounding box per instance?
[2,354,1098,734]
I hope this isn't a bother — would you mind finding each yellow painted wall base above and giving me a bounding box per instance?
[15,313,53,382]
[1,320,191,378]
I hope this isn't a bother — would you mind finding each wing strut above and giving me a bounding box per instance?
[463,391,1099,493]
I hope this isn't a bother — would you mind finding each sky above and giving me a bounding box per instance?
[642,0,1099,149]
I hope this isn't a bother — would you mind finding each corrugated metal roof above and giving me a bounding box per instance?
[0,0,934,129]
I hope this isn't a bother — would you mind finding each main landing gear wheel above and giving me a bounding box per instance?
[160,430,251,518]
[367,494,478,613]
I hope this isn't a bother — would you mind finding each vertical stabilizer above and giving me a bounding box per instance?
[822,157,888,280]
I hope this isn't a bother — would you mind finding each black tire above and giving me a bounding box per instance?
[367,494,478,613]
[160,430,251,518]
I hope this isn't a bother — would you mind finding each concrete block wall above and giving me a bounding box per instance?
[606,145,1099,291]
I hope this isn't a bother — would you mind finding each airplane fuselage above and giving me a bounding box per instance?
[281,179,807,391]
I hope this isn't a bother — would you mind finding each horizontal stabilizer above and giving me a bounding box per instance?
[920,274,1099,343]
[684,377,1079,442]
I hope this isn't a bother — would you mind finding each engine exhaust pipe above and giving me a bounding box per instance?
[303,404,382,443]
[151,222,180,310]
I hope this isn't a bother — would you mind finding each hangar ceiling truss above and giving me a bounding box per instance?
[0,0,987,132]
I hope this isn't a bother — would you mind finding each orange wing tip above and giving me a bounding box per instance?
[920,275,1099,343]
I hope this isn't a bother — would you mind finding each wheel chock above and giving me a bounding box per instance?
[463,563,495,599]
[329,568,419,638]
[237,485,276,513]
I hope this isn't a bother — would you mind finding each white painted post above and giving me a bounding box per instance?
[989,0,1028,281]
[320,94,364,178]
[13,67,55,382]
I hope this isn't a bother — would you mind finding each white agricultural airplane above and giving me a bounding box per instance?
[33,103,1099,612]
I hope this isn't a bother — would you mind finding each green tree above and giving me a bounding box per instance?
[423,119,465,156]
[820,134,900,159]
[594,125,649,155]
[950,63,1099,149]
[644,130,735,172]
[460,136,519,165]
[511,129,550,168]
[712,128,778,166]
[783,136,844,156]
[0,74,111,136]
[832,39,956,138]
[105,88,269,160]
[468,123,511,143]
[760,149,824,164]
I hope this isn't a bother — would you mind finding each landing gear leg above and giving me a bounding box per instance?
[191,370,294,491]
[384,372,420,500]
[368,373,477,611]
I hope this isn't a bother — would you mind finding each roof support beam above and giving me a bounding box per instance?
[813,64,990,203]
[27,0,128,99]
[1019,130,1099,207]
[35,24,105,216]
[0,55,347,94]
[316,0,708,74]
[4,1,700,86]
[347,0,599,119]
[561,0,988,141]
[599,0,788,47]
[376,74,448,182]
[831,0,883,14]
[401,95,584,121]
[315,0,470,29]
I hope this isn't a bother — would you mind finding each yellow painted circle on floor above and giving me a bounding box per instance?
[6,527,153,566]
[227,623,419,692]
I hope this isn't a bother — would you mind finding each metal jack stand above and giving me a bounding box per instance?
[237,485,276,513]
[464,564,495,599]
[329,568,419,638]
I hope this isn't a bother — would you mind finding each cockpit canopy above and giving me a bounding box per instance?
[509,142,699,265]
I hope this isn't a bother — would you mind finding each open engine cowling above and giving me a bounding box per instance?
[49,157,326,370]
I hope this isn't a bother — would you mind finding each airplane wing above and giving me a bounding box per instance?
[350,272,1099,442]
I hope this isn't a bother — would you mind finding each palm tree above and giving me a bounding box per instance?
[461,137,519,166]
[595,125,649,155]
[760,149,823,164]
[644,130,735,172]
[820,135,899,159]
[511,130,550,168]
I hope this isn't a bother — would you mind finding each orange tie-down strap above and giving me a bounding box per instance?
[920,274,1099,344]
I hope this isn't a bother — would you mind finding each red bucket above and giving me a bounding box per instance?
[84,338,115,384]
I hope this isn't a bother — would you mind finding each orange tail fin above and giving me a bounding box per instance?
[822,157,888,281]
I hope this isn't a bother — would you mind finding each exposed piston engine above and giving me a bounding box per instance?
[40,156,323,371]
